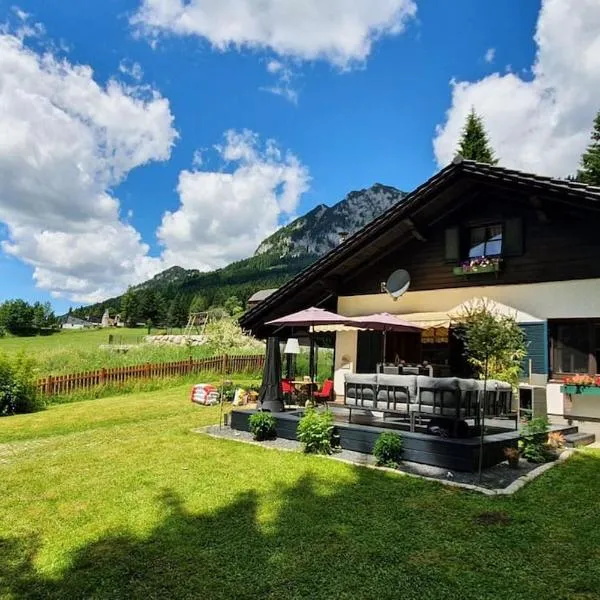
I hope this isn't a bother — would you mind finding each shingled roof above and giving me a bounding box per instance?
[240,158,600,334]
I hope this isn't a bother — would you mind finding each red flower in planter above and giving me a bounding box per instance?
[563,374,598,387]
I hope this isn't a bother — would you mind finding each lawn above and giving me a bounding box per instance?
[1,386,600,599]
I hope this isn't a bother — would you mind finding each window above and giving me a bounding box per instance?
[550,320,600,376]
[468,224,503,258]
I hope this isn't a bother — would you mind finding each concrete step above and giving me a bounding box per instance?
[564,432,596,448]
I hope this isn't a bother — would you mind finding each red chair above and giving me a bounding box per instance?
[313,379,334,405]
[281,379,296,406]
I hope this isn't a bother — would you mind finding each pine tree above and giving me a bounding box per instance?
[166,295,188,329]
[577,111,600,186]
[457,109,498,165]
[121,288,141,327]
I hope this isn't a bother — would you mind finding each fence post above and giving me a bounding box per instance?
[45,375,54,396]
[100,368,106,385]
[189,356,193,374]
[145,362,150,379]
[221,354,228,374]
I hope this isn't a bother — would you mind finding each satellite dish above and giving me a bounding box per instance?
[381,269,410,301]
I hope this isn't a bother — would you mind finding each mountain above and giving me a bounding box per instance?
[255,183,406,257]
[71,183,406,320]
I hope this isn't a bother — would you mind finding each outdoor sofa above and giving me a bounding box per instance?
[344,373,514,434]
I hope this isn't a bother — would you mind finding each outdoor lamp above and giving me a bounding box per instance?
[284,338,300,355]
[283,338,300,381]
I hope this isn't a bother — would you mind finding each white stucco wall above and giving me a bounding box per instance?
[333,330,357,396]
[337,278,600,319]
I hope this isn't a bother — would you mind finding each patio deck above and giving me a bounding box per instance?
[230,407,576,472]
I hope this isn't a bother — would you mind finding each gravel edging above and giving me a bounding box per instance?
[196,425,574,496]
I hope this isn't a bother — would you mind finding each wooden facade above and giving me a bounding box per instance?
[341,193,600,296]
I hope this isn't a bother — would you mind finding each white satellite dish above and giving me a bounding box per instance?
[381,269,410,301]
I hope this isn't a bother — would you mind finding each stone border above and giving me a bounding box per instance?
[195,426,576,496]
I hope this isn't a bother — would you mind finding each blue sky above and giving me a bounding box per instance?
[0,0,597,313]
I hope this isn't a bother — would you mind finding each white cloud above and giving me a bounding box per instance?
[158,130,310,270]
[261,59,299,104]
[119,59,144,81]
[0,28,177,302]
[131,0,417,68]
[484,47,495,63]
[434,0,600,177]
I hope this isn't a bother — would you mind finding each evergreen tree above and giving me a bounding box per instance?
[121,288,141,327]
[577,111,600,186]
[457,109,498,165]
[166,294,188,328]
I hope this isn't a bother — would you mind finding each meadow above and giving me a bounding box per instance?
[0,327,261,378]
[1,383,599,599]
[0,327,332,388]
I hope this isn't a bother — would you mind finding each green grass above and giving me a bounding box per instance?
[0,328,263,377]
[1,386,600,599]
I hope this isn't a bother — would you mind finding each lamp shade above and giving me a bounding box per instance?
[283,338,300,354]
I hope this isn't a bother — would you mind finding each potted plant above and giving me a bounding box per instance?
[503,446,520,469]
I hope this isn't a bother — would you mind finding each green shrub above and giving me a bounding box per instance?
[0,352,45,416]
[373,432,404,467]
[249,411,277,441]
[520,416,553,463]
[297,408,334,454]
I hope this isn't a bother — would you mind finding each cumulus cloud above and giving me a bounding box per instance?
[131,0,417,68]
[158,130,310,271]
[0,28,177,302]
[484,47,495,64]
[434,0,600,177]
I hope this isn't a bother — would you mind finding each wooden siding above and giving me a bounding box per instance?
[340,191,600,296]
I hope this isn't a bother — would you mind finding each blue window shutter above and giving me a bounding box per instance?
[520,322,548,376]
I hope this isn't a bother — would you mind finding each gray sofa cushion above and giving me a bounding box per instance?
[375,374,417,412]
[344,373,377,402]
[416,376,462,417]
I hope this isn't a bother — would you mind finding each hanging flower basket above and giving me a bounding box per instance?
[453,257,502,276]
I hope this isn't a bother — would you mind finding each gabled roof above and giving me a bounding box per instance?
[240,158,600,333]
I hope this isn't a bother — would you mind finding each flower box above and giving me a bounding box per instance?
[452,260,501,276]
[561,385,600,396]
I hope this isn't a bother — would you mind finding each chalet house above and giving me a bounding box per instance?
[240,158,600,434]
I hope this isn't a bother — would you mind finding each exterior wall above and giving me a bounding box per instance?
[341,195,600,296]
[337,278,600,320]
[547,382,600,436]
[62,323,85,329]
[333,278,600,403]
[333,330,357,396]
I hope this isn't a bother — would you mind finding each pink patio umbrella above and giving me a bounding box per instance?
[348,312,425,363]
[266,307,352,381]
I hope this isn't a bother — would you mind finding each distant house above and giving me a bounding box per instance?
[62,315,95,329]
[247,289,278,310]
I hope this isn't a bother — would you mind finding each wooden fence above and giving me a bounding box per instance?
[36,354,265,398]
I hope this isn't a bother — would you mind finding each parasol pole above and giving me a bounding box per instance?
[309,324,315,382]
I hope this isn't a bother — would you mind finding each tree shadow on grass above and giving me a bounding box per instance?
[2,452,600,599]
